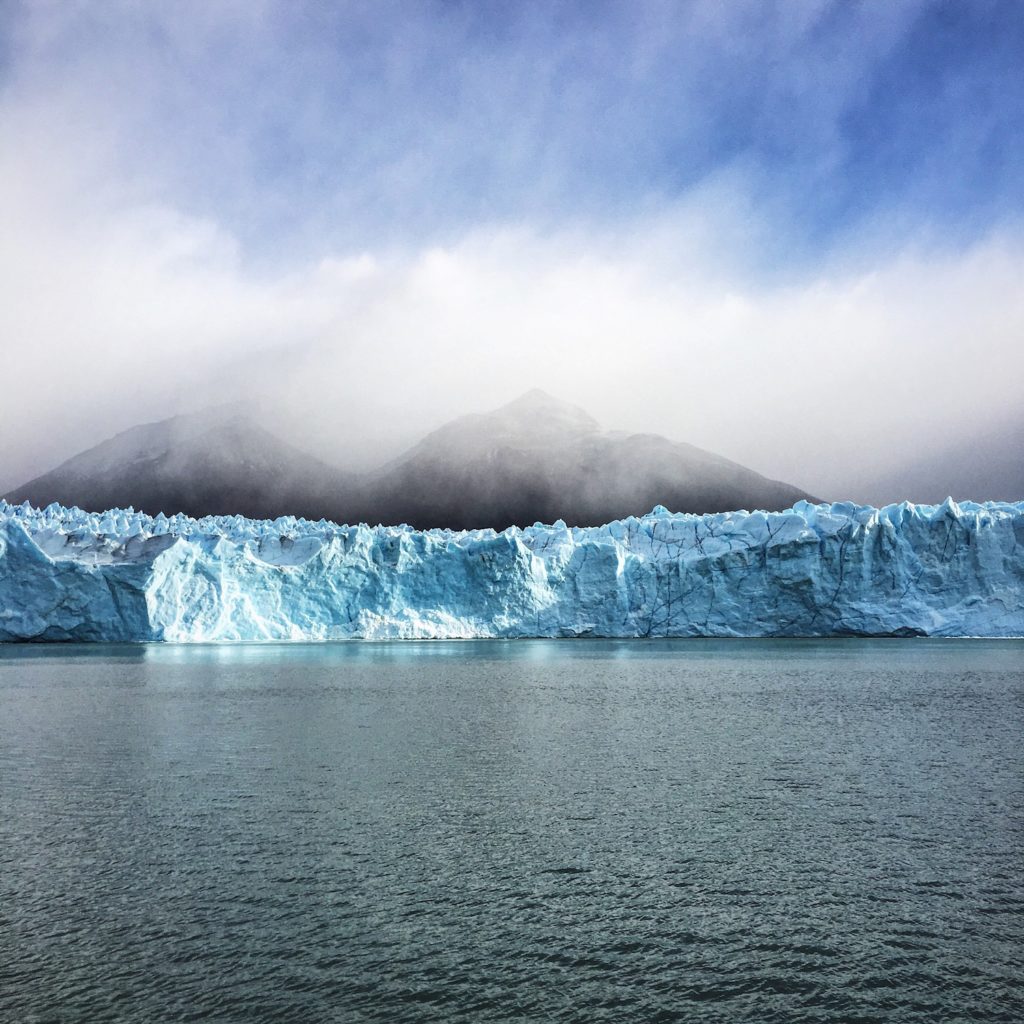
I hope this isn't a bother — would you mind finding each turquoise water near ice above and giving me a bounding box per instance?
[1,639,1021,1023]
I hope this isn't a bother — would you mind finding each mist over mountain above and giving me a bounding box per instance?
[5,406,355,523]
[6,391,815,529]
[344,390,814,529]
[856,413,1024,507]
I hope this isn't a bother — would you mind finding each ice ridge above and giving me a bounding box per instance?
[0,498,1021,641]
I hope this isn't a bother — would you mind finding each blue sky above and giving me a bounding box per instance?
[7,0,1023,261]
[1,0,1023,498]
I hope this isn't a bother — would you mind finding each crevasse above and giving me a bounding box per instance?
[0,498,1021,641]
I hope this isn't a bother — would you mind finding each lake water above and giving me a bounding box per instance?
[1,639,1021,1023]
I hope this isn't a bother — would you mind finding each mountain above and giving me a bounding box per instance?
[4,405,355,522]
[346,389,814,529]
[5,391,815,528]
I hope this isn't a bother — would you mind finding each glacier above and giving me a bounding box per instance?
[0,498,1022,642]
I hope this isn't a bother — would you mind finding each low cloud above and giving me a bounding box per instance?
[2,154,1021,500]
[1,0,1021,502]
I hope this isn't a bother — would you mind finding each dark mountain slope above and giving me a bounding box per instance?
[343,390,815,529]
[5,408,355,521]
[6,391,816,528]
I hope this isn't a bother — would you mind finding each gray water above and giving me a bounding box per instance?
[0,639,1021,1024]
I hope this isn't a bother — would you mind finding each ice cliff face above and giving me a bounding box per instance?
[1,499,1021,641]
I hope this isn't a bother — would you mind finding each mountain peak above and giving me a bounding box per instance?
[502,387,565,407]
[492,389,600,435]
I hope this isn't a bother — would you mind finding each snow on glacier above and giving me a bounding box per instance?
[0,498,1021,641]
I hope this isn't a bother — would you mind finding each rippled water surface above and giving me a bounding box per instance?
[1,639,1022,1023]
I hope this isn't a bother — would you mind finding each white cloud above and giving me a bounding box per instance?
[1,0,1020,501]
[3,140,1020,501]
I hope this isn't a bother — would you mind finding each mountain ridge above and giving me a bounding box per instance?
[6,390,817,528]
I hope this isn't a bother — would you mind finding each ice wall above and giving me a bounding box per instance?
[0,499,1021,641]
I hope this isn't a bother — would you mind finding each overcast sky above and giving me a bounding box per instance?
[1,0,1022,500]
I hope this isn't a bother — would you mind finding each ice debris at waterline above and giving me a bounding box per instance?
[0,499,1022,641]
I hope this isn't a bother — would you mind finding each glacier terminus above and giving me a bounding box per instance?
[0,498,1022,642]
